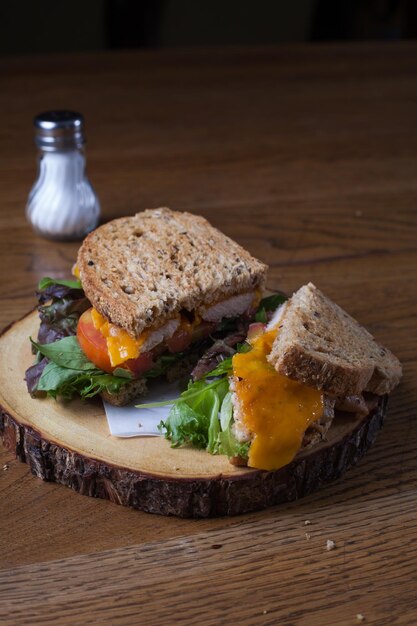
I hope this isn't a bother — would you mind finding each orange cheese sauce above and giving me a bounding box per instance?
[90,307,200,368]
[91,308,146,367]
[232,330,324,471]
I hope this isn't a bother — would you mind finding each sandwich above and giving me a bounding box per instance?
[149,283,402,471]
[25,208,268,405]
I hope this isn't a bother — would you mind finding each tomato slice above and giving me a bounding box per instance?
[77,309,154,377]
[77,309,113,373]
[191,321,216,343]
[123,352,154,377]
[166,328,192,353]
[166,320,216,353]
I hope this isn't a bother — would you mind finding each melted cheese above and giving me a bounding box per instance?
[232,330,324,471]
[91,308,146,367]
[72,263,80,278]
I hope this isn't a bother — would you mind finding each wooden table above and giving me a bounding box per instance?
[1,43,416,625]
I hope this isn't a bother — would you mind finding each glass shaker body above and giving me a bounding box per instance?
[26,111,101,240]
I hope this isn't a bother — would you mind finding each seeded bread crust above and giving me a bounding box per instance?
[100,378,148,406]
[77,208,267,337]
[267,283,402,396]
[101,353,201,406]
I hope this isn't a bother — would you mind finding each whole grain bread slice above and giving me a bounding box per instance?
[77,208,267,337]
[101,377,148,406]
[267,283,402,396]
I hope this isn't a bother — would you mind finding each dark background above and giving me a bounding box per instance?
[0,0,416,55]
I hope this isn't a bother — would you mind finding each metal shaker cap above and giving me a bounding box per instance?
[34,110,85,151]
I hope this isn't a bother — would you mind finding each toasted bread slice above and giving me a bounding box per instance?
[101,378,148,406]
[77,208,267,337]
[267,283,402,396]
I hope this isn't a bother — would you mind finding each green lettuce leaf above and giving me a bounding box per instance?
[255,308,267,323]
[259,293,288,310]
[159,403,209,449]
[255,293,287,323]
[38,276,82,291]
[202,357,233,379]
[30,336,97,370]
[219,391,233,431]
[37,361,129,400]
[31,335,129,400]
[113,367,133,379]
[206,390,221,453]
[143,353,183,379]
[217,428,250,460]
[151,355,245,460]
[37,361,90,391]
[155,370,230,452]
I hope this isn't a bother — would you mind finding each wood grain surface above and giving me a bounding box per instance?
[0,42,416,624]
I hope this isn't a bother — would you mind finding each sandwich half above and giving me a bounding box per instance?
[154,283,402,471]
[25,208,268,405]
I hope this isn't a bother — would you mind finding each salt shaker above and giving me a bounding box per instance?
[26,110,101,240]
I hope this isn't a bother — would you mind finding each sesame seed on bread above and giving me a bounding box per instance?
[267,283,402,396]
[77,208,267,337]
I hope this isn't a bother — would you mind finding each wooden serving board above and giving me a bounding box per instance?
[0,311,387,518]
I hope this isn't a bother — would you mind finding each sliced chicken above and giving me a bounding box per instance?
[141,318,180,352]
[201,292,255,322]
[230,376,252,443]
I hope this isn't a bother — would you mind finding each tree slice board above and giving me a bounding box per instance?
[0,311,387,518]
